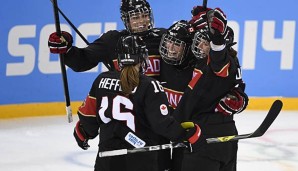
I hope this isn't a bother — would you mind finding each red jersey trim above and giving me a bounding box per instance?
[215,62,230,77]
[188,69,203,90]
[164,87,184,109]
[78,95,97,117]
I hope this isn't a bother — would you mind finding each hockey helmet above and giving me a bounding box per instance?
[120,0,154,34]
[116,35,149,72]
[159,20,195,65]
[191,28,210,59]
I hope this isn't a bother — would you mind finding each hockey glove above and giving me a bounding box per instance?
[216,88,249,116]
[189,12,208,31]
[207,8,227,46]
[48,31,73,54]
[189,6,212,31]
[181,122,202,144]
[73,121,90,150]
[191,6,212,16]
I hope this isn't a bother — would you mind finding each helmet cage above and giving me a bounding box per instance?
[191,30,210,59]
[159,34,187,65]
[121,3,154,33]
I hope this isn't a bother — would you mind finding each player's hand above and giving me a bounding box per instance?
[207,8,227,45]
[73,121,90,150]
[48,31,73,54]
[191,6,212,16]
[181,122,202,144]
[190,12,208,30]
[189,6,212,30]
[216,88,248,116]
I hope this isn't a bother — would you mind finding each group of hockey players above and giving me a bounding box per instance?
[48,0,249,170]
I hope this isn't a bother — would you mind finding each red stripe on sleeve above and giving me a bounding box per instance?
[215,62,230,77]
[188,69,203,90]
[78,95,97,117]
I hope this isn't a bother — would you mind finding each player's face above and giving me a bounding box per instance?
[128,11,151,33]
[164,41,185,60]
[197,38,210,58]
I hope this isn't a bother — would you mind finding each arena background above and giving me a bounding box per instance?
[0,0,297,118]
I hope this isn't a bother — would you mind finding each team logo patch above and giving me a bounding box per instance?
[160,104,168,115]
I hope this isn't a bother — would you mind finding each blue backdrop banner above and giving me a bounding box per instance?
[0,0,297,105]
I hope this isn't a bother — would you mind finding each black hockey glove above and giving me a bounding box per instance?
[181,122,205,153]
[207,8,227,46]
[181,122,202,144]
[216,87,249,116]
[73,121,90,150]
[48,31,73,54]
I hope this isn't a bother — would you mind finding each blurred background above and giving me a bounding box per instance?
[0,0,297,116]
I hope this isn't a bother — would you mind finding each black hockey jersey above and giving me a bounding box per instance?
[173,49,241,123]
[77,71,185,151]
[64,28,166,79]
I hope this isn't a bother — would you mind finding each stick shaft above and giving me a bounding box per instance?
[52,0,73,123]
[49,0,112,71]
[203,0,208,9]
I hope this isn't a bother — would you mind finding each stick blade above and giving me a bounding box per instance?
[251,99,283,137]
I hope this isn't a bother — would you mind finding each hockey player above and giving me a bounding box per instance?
[48,0,164,79]
[73,35,202,171]
[158,10,247,171]
[48,1,247,170]
[169,8,243,171]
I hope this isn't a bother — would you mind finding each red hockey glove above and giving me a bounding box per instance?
[73,121,90,150]
[216,88,248,116]
[48,31,73,54]
[207,8,227,45]
[189,6,212,31]
[190,12,208,30]
[191,6,212,16]
[181,122,202,144]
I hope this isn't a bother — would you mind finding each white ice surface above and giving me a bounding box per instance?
[0,110,297,171]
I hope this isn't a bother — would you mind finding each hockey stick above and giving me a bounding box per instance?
[98,142,188,158]
[51,0,73,123]
[206,99,283,143]
[49,0,113,71]
[98,100,283,157]
[203,0,208,9]
[50,0,89,45]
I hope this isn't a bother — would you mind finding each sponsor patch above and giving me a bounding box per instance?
[125,132,146,148]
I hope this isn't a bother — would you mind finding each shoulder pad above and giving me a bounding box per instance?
[119,29,129,35]
[150,28,167,36]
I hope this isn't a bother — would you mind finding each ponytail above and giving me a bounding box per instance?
[120,65,140,95]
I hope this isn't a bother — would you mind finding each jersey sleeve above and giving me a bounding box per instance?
[143,80,185,142]
[77,79,100,138]
[64,30,120,72]
[209,47,230,77]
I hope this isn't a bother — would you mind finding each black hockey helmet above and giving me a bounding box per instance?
[191,28,210,59]
[116,35,149,72]
[120,0,154,34]
[159,20,195,65]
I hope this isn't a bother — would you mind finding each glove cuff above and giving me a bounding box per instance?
[210,42,226,51]
[188,124,202,144]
